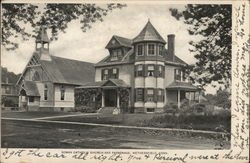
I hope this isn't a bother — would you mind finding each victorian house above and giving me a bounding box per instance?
[76,20,200,113]
[16,27,95,111]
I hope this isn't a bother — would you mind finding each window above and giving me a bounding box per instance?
[147,108,155,112]
[175,69,181,81]
[111,50,118,61]
[136,65,144,77]
[60,86,65,101]
[44,84,48,100]
[147,89,154,102]
[159,45,164,56]
[29,96,35,103]
[148,44,155,55]
[148,65,155,76]
[102,69,109,80]
[135,88,144,101]
[5,86,11,94]
[158,65,163,77]
[137,44,143,56]
[111,68,118,79]
[157,89,164,102]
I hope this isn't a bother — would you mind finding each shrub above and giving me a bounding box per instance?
[74,106,97,113]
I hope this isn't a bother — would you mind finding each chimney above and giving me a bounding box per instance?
[167,34,175,61]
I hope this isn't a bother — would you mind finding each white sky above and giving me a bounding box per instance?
[1,4,217,94]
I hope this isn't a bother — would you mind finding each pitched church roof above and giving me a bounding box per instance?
[133,20,166,44]
[40,56,95,85]
[36,26,50,43]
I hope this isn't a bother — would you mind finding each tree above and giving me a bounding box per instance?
[170,5,232,88]
[2,3,126,50]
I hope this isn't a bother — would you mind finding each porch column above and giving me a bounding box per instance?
[117,89,120,108]
[101,89,105,107]
[128,89,131,107]
[189,92,192,104]
[177,89,181,109]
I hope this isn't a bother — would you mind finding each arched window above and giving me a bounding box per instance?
[32,71,40,81]
[44,84,48,100]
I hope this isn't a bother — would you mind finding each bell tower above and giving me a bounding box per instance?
[35,26,51,61]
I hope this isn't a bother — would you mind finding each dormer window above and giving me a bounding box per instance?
[148,44,155,55]
[137,44,143,56]
[159,45,164,56]
[110,49,122,61]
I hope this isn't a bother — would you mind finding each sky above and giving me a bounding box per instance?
[1,3,217,94]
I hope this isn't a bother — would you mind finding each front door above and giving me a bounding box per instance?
[104,89,117,107]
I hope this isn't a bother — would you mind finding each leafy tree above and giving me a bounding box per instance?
[170,5,232,88]
[2,3,126,50]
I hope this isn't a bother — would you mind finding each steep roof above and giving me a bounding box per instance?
[40,56,95,85]
[113,35,132,47]
[105,35,132,49]
[36,26,50,43]
[133,20,166,44]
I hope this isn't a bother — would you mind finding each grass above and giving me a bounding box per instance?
[1,119,222,149]
[1,111,77,119]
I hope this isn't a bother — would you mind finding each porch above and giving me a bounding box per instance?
[19,81,40,111]
[75,79,131,113]
[166,81,200,109]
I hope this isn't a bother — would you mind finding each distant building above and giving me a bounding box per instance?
[16,26,95,111]
[1,78,19,110]
[76,20,200,113]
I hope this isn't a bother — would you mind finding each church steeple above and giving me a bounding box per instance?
[35,25,51,61]
[35,26,50,50]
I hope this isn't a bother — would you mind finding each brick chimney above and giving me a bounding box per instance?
[167,34,175,61]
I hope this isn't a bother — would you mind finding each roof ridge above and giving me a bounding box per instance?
[51,55,94,64]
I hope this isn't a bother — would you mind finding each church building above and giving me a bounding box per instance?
[76,20,200,113]
[16,27,95,111]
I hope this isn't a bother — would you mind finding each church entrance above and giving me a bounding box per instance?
[104,89,117,107]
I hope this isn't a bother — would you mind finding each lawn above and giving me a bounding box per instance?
[1,119,223,149]
[1,111,77,119]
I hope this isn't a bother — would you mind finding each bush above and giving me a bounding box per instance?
[138,113,231,132]
[74,106,97,113]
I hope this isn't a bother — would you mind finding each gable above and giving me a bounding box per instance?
[102,80,117,87]
[105,36,122,49]
[16,53,51,85]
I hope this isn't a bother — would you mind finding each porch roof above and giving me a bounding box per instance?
[77,79,130,89]
[21,81,40,96]
[166,81,198,91]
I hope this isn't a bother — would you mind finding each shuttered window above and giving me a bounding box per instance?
[146,88,154,102]
[135,88,144,101]
[157,89,164,102]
